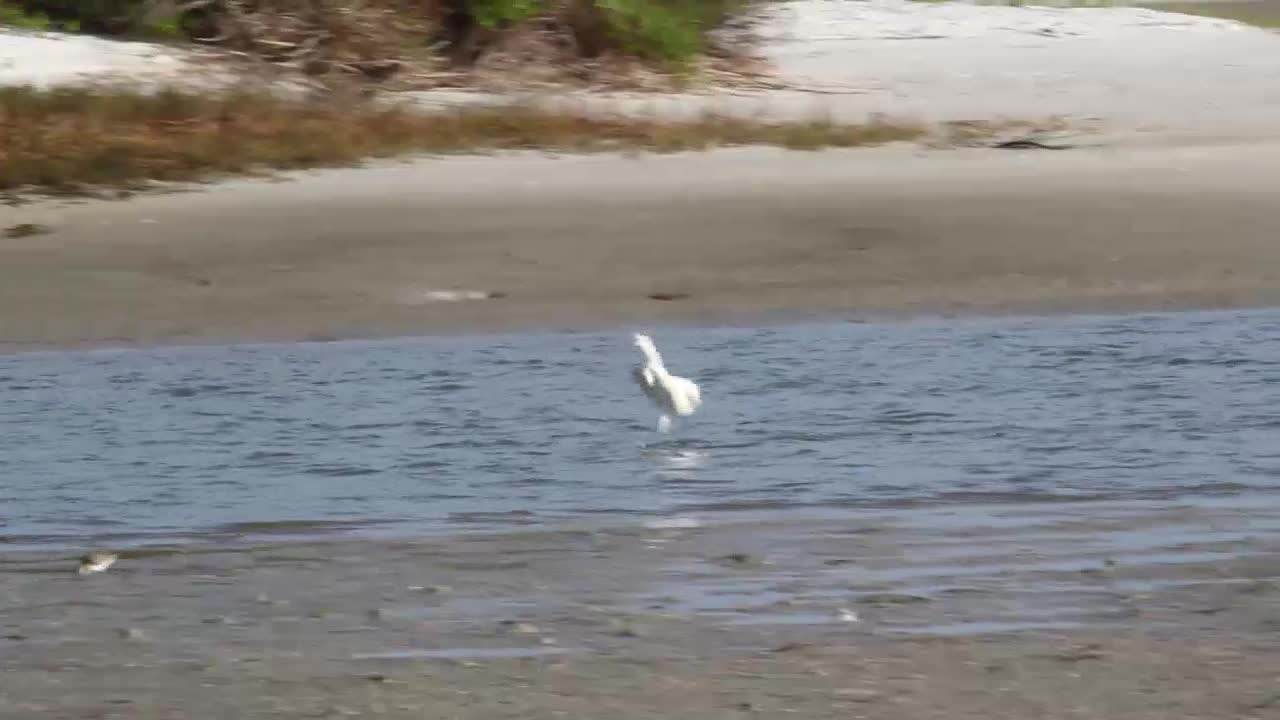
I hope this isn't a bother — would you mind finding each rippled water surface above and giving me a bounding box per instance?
[3,308,1280,551]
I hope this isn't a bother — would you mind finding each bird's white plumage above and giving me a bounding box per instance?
[631,333,702,432]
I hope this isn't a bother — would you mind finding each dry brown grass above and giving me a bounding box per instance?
[173,0,439,75]
[0,84,928,195]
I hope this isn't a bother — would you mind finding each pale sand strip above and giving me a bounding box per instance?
[4,141,1280,350]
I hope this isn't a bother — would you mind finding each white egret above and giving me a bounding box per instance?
[631,333,702,433]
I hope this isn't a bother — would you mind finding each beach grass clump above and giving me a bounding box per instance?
[0,84,927,194]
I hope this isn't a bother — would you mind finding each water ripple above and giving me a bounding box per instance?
[2,307,1280,548]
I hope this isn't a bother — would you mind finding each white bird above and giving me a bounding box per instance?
[631,333,702,433]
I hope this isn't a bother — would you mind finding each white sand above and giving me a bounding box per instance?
[757,0,1249,42]
[0,28,198,87]
[747,0,1280,134]
[416,0,1280,142]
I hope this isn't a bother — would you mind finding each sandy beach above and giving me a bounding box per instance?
[5,140,1280,351]
[5,0,1280,351]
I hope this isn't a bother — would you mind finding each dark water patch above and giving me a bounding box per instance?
[210,519,405,538]
[343,422,405,432]
[243,450,299,462]
[448,511,539,526]
[158,383,245,398]
[301,464,382,478]
[399,458,450,470]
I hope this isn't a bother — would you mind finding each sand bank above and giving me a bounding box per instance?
[5,140,1280,350]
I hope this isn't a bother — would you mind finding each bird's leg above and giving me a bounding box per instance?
[657,415,672,433]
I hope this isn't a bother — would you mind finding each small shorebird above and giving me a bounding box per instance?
[631,333,702,433]
[77,552,118,575]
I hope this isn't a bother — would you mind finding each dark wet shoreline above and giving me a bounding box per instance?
[5,497,1278,644]
[3,503,1279,718]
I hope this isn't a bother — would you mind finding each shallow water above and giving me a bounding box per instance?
[2,308,1280,552]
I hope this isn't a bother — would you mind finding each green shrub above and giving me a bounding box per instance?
[470,0,543,27]
[596,0,748,67]
[1,2,58,29]
[3,0,158,35]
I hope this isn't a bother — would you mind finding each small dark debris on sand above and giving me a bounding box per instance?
[991,138,1075,150]
[4,223,52,239]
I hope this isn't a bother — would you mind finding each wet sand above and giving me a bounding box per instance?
[4,503,1279,718]
[5,140,1280,351]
